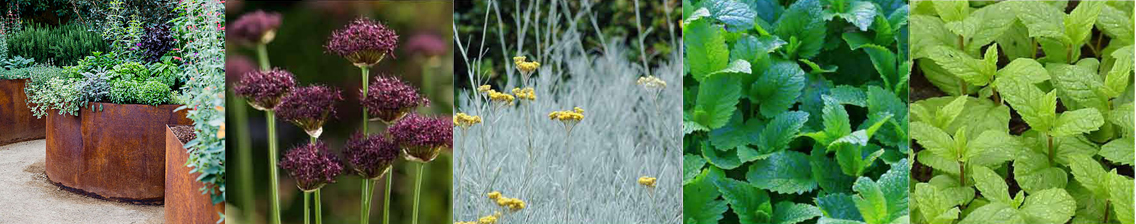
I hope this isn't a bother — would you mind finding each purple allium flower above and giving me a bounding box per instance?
[405,32,446,57]
[234,68,295,111]
[230,10,282,45]
[344,133,399,179]
[324,17,399,66]
[388,114,453,163]
[276,85,342,138]
[279,141,343,192]
[225,55,257,87]
[362,76,429,123]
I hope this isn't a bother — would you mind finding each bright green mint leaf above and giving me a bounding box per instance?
[851,175,886,224]
[1064,0,1104,46]
[865,85,907,147]
[1099,137,1135,166]
[1096,4,1135,43]
[705,0,758,31]
[684,154,707,185]
[910,15,957,59]
[756,111,809,154]
[1068,154,1110,198]
[693,74,742,129]
[995,58,1050,89]
[996,21,1035,61]
[934,95,968,129]
[1020,188,1077,224]
[1013,149,1068,194]
[999,77,1058,132]
[909,122,957,162]
[1104,45,1134,98]
[913,183,961,224]
[685,113,710,134]
[710,112,759,151]
[1111,103,1134,137]
[1050,108,1104,137]
[751,60,806,117]
[685,18,730,81]
[818,193,865,221]
[964,130,1020,167]
[971,166,1012,205]
[685,7,711,24]
[775,0,826,59]
[714,176,773,224]
[684,167,730,224]
[1048,62,1108,112]
[803,96,852,146]
[957,203,1026,224]
[877,159,909,223]
[732,35,788,71]
[823,0,877,31]
[861,45,898,89]
[927,174,975,207]
[959,2,1017,53]
[747,150,818,194]
[1010,1,1067,39]
[928,45,998,87]
[931,1,967,22]
[773,201,823,224]
[1108,172,1134,224]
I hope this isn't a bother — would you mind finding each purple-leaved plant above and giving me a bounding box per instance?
[362,76,429,123]
[276,85,342,139]
[234,68,295,111]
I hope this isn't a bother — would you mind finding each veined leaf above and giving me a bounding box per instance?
[775,0,827,59]
[693,73,742,129]
[683,154,706,185]
[685,18,730,82]
[772,201,823,224]
[714,176,773,224]
[1050,108,1105,137]
[684,167,729,224]
[705,0,758,32]
[1099,137,1135,166]
[756,111,809,155]
[747,150,818,194]
[751,60,807,117]
[822,0,878,31]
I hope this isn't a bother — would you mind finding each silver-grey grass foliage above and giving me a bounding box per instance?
[453,0,681,223]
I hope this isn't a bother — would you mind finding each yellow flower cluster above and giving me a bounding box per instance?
[455,212,503,224]
[638,176,657,188]
[511,87,536,101]
[487,191,526,212]
[548,107,585,122]
[513,56,541,73]
[637,76,667,90]
[486,89,515,104]
[478,85,492,93]
[454,113,483,129]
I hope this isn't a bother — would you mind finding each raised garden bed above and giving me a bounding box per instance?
[165,125,223,223]
[0,79,46,146]
[45,102,191,204]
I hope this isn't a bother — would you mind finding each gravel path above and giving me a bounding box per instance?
[0,140,163,223]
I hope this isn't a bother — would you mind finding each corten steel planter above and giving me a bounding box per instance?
[45,102,191,204]
[0,79,46,146]
[165,126,223,223]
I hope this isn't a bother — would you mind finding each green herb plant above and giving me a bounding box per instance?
[682,0,911,223]
[909,1,1135,224]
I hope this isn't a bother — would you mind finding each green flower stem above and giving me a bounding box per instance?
[316,189,323,224]
[361,65,371,135]
[383,171,393,224]
[361,179,371,224]
[268,110,282,224]
[412,162,426,224]
[257,44,270,70]
[304,191,311,224]
[231,93,255,222]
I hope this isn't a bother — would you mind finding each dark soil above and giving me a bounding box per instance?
[171,125,197,144]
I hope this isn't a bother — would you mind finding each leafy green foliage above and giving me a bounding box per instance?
[684,0,908,223]
[910,1,1134,224]
[5,22,109,65]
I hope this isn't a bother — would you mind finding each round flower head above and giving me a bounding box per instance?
[234,68,295,111]
[406,32,447,57]
[513,56,540,85]
[230,10,282,45]
[362,76,428,123]
[325,17,399,67]
[638,176,657,188]
[548,107,584,133]
[388,114,453,163]
[344,133,399,179]
[454,113,482,130]
[511,87,535,101]
[276,85,342,138]
[225,55,257,87]
[278,141,343,192]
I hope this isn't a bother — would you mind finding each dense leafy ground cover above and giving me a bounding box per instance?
[908,1,1135,224]
[682,0,911,223]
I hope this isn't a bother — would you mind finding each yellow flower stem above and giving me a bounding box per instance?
[412,162,426,224]
[268,110,282,224]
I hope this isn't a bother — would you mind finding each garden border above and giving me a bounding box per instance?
[0,78,46,146]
